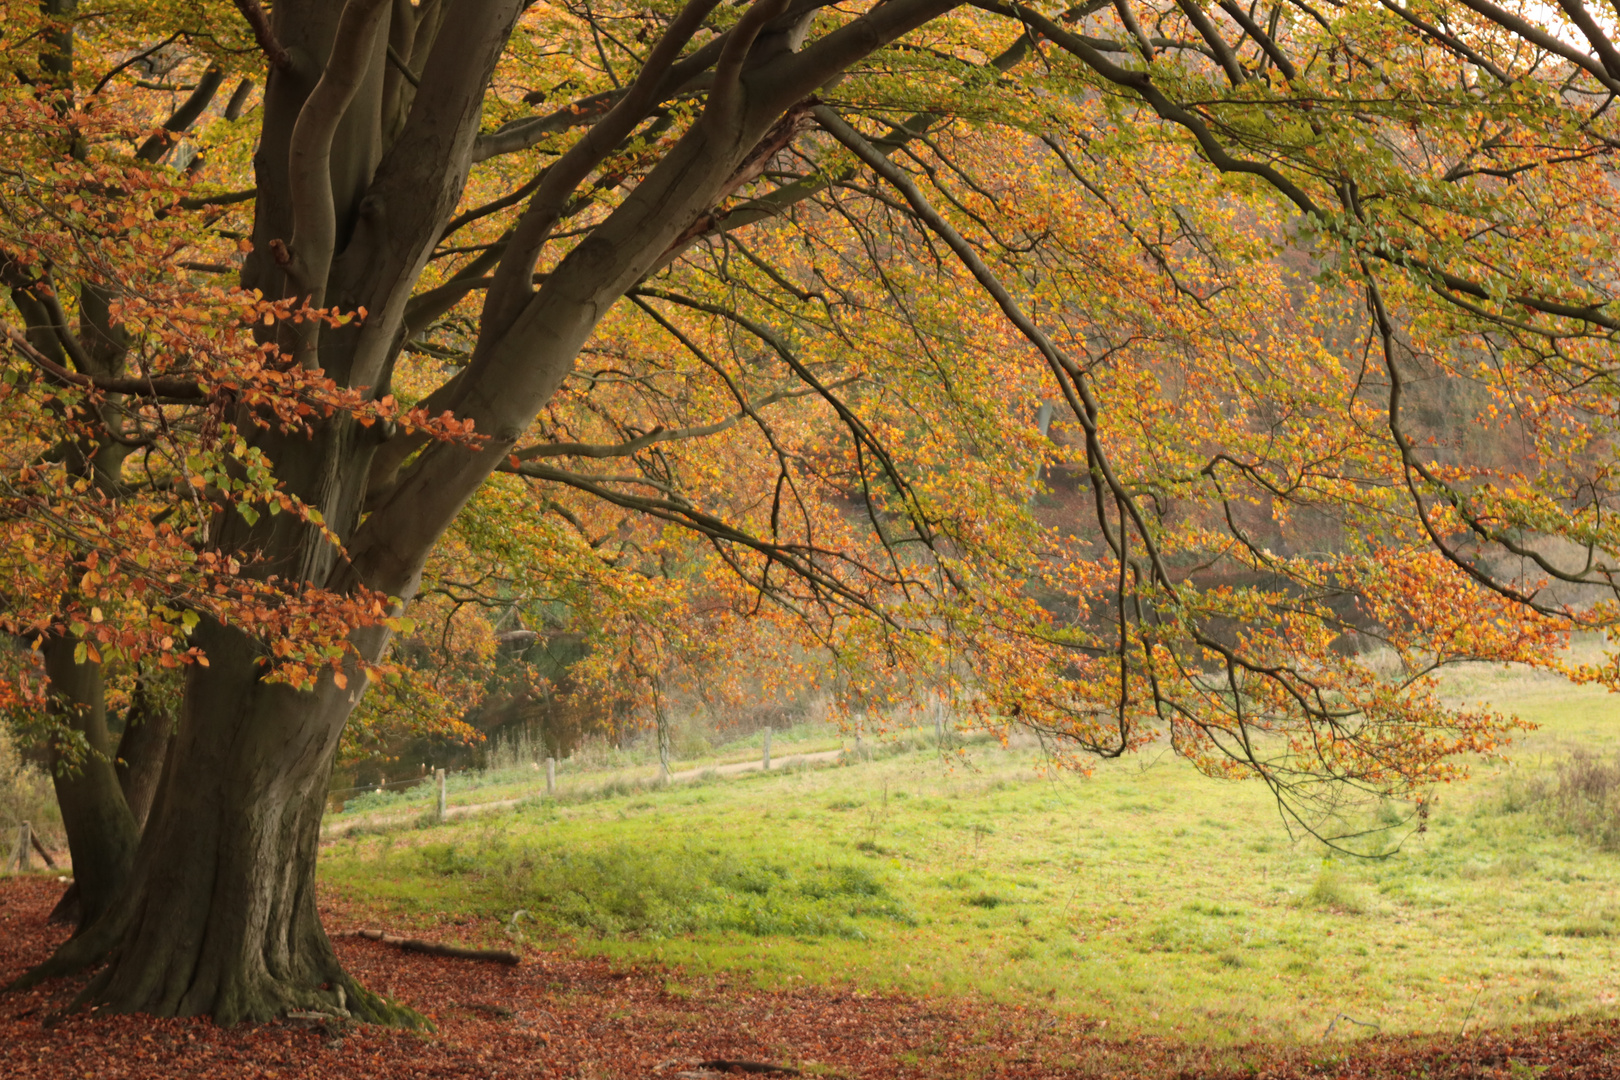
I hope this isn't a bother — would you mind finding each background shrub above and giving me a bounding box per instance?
[0,722,62,853]
[1500,750,1620,850]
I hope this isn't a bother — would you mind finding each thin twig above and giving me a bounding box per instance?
[1322,1012,1380,1040]
[1458,985,1485,1038]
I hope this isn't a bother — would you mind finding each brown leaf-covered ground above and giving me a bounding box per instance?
[3,877,1618,1079]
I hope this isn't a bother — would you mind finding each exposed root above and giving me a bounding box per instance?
[184,956,432,1028]
[5,903,126,992]
[8,904,426,1033]
[338,972,431,1030]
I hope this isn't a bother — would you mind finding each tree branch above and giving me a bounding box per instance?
[511,377,854,461]
[500,460,909,617]
[283,0,393,359]
[1172,0,1246,84]
[3,325,205,399]
[233,0,292,71]
[1450,0,1620,93]
[136,64,226,164]
[480,0,724,339]
[705,0,793,132]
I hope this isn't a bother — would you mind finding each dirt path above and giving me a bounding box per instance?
[321,748,846,839]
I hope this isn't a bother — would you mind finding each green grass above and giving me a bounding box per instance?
[320,669,1620,1046]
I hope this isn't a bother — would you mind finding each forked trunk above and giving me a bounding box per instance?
[49,674,177,927]
[42,636,139,931]
[114,675,176,832]
[26,618,414,1026]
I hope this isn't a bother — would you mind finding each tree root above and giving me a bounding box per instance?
[46,881,80,927]
[337,972,430,1030]
[695,1062,801,1076]
[5,902,127,992]
[5,908,427,1033]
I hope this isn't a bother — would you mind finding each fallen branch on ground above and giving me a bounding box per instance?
[352,929,521,965]
[696,1062,801,1076]
[1322,1012,1381,1039]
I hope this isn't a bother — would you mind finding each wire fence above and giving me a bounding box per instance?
[321,722,973,825]
[327,777,442,801]
[324,720,852,814]
[328,777,432,798]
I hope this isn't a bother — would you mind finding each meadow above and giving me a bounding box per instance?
[319,665,1620,1047]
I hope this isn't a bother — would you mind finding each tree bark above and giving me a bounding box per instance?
[116,674,176,832]
[29,618,414,1025]
[41,636,139,932]
[48,675,174,928]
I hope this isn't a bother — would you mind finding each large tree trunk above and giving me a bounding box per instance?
[114,674,176,832]
[9,0,945,1024]
[48,671,175,928]
[41,637,140,932]
[30,618,413,1025]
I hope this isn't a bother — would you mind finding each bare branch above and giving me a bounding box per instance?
[1172,0,1247,84]
[511,377,855,460]
[1450,0,1620,93]
[233,0,292,71]
[472,91,617,163]
[705,0,794,131]
[136,64,226,164]
[1375,0,1509,84]
[3,325,205,399]
[480,0,725,338]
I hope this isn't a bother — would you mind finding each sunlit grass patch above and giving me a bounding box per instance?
[1301,863,1367,914]
[410,838,914,939]
[321,672,1620,1046]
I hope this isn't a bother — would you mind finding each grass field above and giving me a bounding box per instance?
[319,666,1620,1047]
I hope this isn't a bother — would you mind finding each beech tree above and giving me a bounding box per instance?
[3,0,1620,1027]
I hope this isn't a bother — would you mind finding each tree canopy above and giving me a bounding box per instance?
[1,0,1618,1024]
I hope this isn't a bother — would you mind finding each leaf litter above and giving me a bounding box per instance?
[3,877,1618,1078]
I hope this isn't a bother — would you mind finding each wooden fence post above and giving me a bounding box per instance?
[8,822,31,873]
[546,757,556,796]
[434,769,446,823]
[762,726,772,771]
